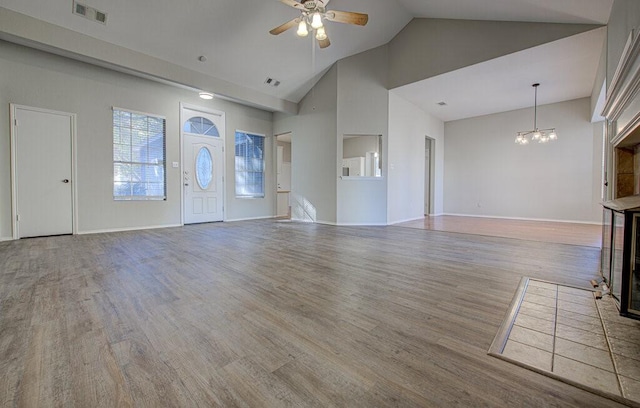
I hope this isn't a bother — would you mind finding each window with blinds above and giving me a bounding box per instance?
[235,131,265,198]
[113,108,166,200]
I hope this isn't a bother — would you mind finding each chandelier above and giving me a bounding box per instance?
[515,83,557,145]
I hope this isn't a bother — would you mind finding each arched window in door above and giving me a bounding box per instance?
[183,116,220,137]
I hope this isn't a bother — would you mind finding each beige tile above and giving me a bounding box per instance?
[557,299,597,316]
[555,324,608,351]
[514,313,555,335]
[526,285,557,299]
[556,308,601,327]
[604,321,640,345]
[557,290,597,307]
[502,340,552,372]
[610,337,640,360]
[615,355,640,382]
[518,301,556,321]
[556,313,603,333]
[508,325,554,352]
[527,280,557,290]
[558,285,593,296]
[620,375,640,402]
[554,337,615,372]
[524,292,557,308]
[553,355,621,396]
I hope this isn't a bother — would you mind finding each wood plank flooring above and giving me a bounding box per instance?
[396,215,602,248]
[0,220,625,407]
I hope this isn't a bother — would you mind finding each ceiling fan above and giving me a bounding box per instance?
[269,0,369,49]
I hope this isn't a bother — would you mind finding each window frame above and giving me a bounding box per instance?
[112,107,167,201]
[234,130,266,199]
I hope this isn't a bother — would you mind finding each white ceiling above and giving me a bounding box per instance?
[0,0,614,117]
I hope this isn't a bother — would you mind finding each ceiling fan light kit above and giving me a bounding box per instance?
[270,0,369,49]
[515,83,557,145]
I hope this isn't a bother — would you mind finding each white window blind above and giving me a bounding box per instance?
[113,108,166,200]
[235,131,265,198]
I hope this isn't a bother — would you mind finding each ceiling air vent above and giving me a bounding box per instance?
[264,77,281,88]
[72,1,108,25]
[437,101,447,106]
[74,2,87,16]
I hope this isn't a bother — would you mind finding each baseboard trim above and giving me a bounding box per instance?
[0,236,13,242]
[389,216,425,225]
[442,213,600,225]
[226,216,275,222]
[77,224,182,235]
[336,222,387,226]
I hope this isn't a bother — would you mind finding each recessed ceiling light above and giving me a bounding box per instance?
[437,101,447,106]
[198,56,207,62]
[199,91,214,100]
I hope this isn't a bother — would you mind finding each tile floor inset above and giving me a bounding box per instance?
[502,340,552,371]
[490,278,640,406]
[553,355,621,395]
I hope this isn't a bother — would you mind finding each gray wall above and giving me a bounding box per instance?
[273,65,338,224]
[388,18,601,89]
[336,46,389,225]
[607,0,640,87]
[444,98,602,223]
[0,41,274,239]
[388,92,445,223]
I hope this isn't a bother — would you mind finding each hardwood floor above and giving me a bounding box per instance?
[396,215,602,248]
[0,220,625,407]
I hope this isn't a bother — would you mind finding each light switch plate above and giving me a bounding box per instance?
[172,162,179,168]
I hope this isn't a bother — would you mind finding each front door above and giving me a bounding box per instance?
[182,107,225,224]
[12,105,74,238]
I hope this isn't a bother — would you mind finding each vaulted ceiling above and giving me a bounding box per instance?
[0,0,614,120]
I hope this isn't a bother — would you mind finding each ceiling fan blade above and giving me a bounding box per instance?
[318,36,331,49]
[325,10,368,26]
[279,0,304,10]
[269,18,299,35]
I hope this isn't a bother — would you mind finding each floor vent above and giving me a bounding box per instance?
[72,1,108,24]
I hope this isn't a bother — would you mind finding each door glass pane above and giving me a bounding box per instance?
[631,214,640,314]
[612,212,625,302]
[602,209,612,284]
[195,147,213,189]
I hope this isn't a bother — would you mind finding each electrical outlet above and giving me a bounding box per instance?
[172,162,179,168]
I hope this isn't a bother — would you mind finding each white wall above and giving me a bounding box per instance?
[444,98,602,223]
[388,92,445,224]
[0,41,274,238]
[336,46,389,225]
[273,65,338,224]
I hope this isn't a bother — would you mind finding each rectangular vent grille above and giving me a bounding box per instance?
[264,77,281,88]
[72,1,108,24]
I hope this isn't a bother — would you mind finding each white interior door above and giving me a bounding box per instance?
[13,106,74,238]
[182,107,225,224]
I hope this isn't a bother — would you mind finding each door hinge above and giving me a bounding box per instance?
[14,119,18,126]
[16,214,20,221]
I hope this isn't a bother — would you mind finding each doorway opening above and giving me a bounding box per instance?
[275,132,292,219]
[425,136,435,216]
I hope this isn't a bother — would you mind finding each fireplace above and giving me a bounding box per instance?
[601,196,640,319]
[601,31,640,320]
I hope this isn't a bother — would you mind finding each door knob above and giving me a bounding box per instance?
[62,179,69,183]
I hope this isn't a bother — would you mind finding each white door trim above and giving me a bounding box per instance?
[179,102,226,225]
[10,104,78,239]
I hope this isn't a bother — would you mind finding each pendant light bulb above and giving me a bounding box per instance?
[315,26,327,41]
[311,12,323,29]
[297,20,309,37]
